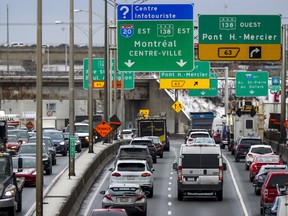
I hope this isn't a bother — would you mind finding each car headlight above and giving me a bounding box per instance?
[59,141,65,146]
[85,137,89,141]
[4,184,16,198]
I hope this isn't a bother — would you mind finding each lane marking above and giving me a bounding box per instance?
[168,202,172,206]
[168,211,172,215]
[223,153,249,216]
[168,194,172,198]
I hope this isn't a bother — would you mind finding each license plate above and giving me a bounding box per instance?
[187,177,197,181]
[120,197,128,202]
[127,176,135,180]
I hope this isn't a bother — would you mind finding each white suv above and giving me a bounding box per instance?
[109,159,154,198]
[245,144,274,170]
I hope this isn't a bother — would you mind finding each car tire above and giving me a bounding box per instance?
[231,150,234,155]
[245,164,249,171]
[52,156,57,165]
[46,167,52,175]
[16,191,22,212]
[160,151,163,158]
[221,144,225,149]
[62,146,68,156]
[254,187,261,196]
[147,187,153,198]
[141,210,147,216]
[250,175,254,182]
[235,156,240,162]
[8,206,16,216]
[177,190,183,201]
[217,190,223,201]
[153,157,157,164]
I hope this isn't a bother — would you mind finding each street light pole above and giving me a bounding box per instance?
[104,0,109,125]
[6,5,9,73]
[88,0,94,153]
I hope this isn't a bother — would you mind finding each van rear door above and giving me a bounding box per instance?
[181,149,220,185]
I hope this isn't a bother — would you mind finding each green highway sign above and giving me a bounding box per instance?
[236,71,268,97]
[198,15,281,61]
[69,136,75,158]
[160,61,210,79]
[188,74,218,97]
[117,4,194,72]
[83,58,134,90]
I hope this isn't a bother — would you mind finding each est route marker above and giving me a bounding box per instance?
[117,4,194,72]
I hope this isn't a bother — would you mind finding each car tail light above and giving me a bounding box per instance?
[187,138,193,142]
[219,166,223,181]
[141,172,151,177]
[237,145,245,149]
[178,166,182,180]
[105,194,113,201]
[136,194,145,201]
[264,189,269,199]
[247,153,253,158]
[111,172,121,177]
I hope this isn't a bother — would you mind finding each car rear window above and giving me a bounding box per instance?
[251,147,273,154]
[91,212,126,216]
[182,154,219,168]
[131,140,152,146]
[122,131,133,135]
[256,157,280,163]
[240,139,262,145]
[118,163,145,171]
[268,175,288,188]
[119,148,147,157]
[191,133,209,138]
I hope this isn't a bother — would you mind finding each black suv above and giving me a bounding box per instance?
[234,137,262,162]
[115,145,153,168]
[129,137,157,163]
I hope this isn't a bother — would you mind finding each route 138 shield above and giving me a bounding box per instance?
[121,24,134,38]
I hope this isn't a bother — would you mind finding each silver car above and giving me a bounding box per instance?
[109,160,154,198]
[100,183,147,216]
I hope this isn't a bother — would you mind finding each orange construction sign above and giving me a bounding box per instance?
[94,120,113,138]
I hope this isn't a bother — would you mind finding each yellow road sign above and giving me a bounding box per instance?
[160,79,210,89]
[93,81,105,88]
[139,109,149,118]
[198,44,281,61]
[172,100,184,113]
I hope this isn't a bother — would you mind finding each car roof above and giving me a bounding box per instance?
[250,145,272,148]
[120,145,147,149]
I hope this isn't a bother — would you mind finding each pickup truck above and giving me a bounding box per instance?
[0,152,25,215]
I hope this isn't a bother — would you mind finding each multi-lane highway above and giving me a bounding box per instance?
[76,137,263,216]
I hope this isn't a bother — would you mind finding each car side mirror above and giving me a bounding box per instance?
[223,163,227,171]
[173,162,178,171]
[109,168,113,172]
[151,168,155,173]
[99,191,105,195]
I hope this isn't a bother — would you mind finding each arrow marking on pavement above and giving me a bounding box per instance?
[124,60,135,68]
[176,59,187,67]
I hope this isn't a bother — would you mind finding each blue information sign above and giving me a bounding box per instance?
[117,4,193,21]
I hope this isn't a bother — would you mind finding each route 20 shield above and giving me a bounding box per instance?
[121,24,134,38]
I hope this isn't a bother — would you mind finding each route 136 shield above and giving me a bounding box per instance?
[120,24,134,38]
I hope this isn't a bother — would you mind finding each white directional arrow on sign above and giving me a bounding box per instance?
[200,91,206,95]
[250,47,260,58]
[249,90,255,94]
[124,60,135,68]
[176,59,187,67]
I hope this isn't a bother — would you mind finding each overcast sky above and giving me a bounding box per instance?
[0,0,287,46]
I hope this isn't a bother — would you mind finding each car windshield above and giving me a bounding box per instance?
[13,157,36,168]
[43,132,63,140]
[19,145,47,154]
[8,136,18,142]
[251,147,273,154]
[75,125,89,133]
[8,130,27,138]
[117,163,145,171]
[29,138,52,148]
[0,157,10,175]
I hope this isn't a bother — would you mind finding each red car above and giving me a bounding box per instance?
[249,154,283,182]
[12,156,37,186]
[90,208,128,216]
[6,135,21,154]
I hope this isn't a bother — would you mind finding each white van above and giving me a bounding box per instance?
[173,144,227,201]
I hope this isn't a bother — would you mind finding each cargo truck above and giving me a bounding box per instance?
[136,116,170,151]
